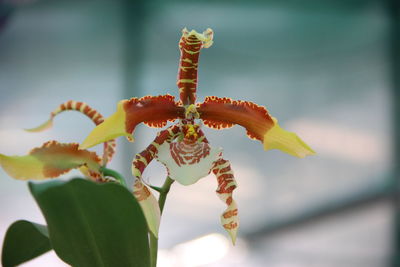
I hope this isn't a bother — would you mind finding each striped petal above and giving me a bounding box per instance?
[212,158,238,245]
[178,28,213,105]
[25,100,117,165]
[81,95,184,149]
[264,117,315,158]
[197,96,314,157]
[156,140,222,186]
[131,125,181,237]
[0,141,101,180]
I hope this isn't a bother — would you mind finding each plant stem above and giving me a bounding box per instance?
[149,233,158,267]
[99,167,127,188]
[150,177,175,267]
[159,177,174,213]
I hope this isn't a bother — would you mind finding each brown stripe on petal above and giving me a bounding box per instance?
[94,117,104,125]
[226,196,233,205]
[87,109,96,118]
[133,183,151,201]
[223,222,238,230]
[76,102,82,110]
[217,185,236,195]
[131,124,180,181]
[223,209,238,219]
[133,160,147,176]
[219,166,231,173]
[83,105,91,114]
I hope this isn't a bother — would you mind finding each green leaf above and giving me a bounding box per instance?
[1,220,51,267]
[29,178,150,267]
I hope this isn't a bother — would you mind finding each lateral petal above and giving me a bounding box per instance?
[197,96,274,141]
[131,125,181,237]
[81,95,184,149]
[263,117,315,158]
[0,141,101,180]
[133,180,161,237]
[212,158,239,245]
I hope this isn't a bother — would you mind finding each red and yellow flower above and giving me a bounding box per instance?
[0,28,314,244]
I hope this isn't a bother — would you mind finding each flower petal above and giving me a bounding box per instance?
[25,100,117,165]
[198,96,274,140]
[263,117,315,158]
[0,141,101,180]
[212,158,238,245]
[81,95,184,149]
[156,140,222,185]
[133,180,160,237]
[198,96,315,157]
[178,28,213,105]
[131,125,181,237]
[25,119,53,132]
[81,100,132,149]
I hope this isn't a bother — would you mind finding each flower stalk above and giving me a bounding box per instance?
[150,176,174,267]
[99,167,127,187]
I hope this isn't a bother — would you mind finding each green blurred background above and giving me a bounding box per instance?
[0,0,398,266]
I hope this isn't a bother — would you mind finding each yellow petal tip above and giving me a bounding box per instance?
[80,102,133,149]
[80,130,133,150]
[229,232,237,246]
[80,133,134,150]
[0,153,44,180]
[25,119,53,132]
[263,118,315,158]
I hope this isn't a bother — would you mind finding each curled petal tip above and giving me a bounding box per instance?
[222,220,238,245]
[25,118,53,132]
[263,118,315,158]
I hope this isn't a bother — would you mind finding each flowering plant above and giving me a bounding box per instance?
[0,28,314,267]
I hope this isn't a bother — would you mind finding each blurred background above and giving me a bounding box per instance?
[0,0,398,266]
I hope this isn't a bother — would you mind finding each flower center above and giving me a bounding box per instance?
[184,104,200,119]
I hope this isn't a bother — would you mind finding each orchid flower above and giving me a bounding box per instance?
[0,28,314,246]
[80,28,315,244]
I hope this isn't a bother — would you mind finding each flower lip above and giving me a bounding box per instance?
[156,141,222,186]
